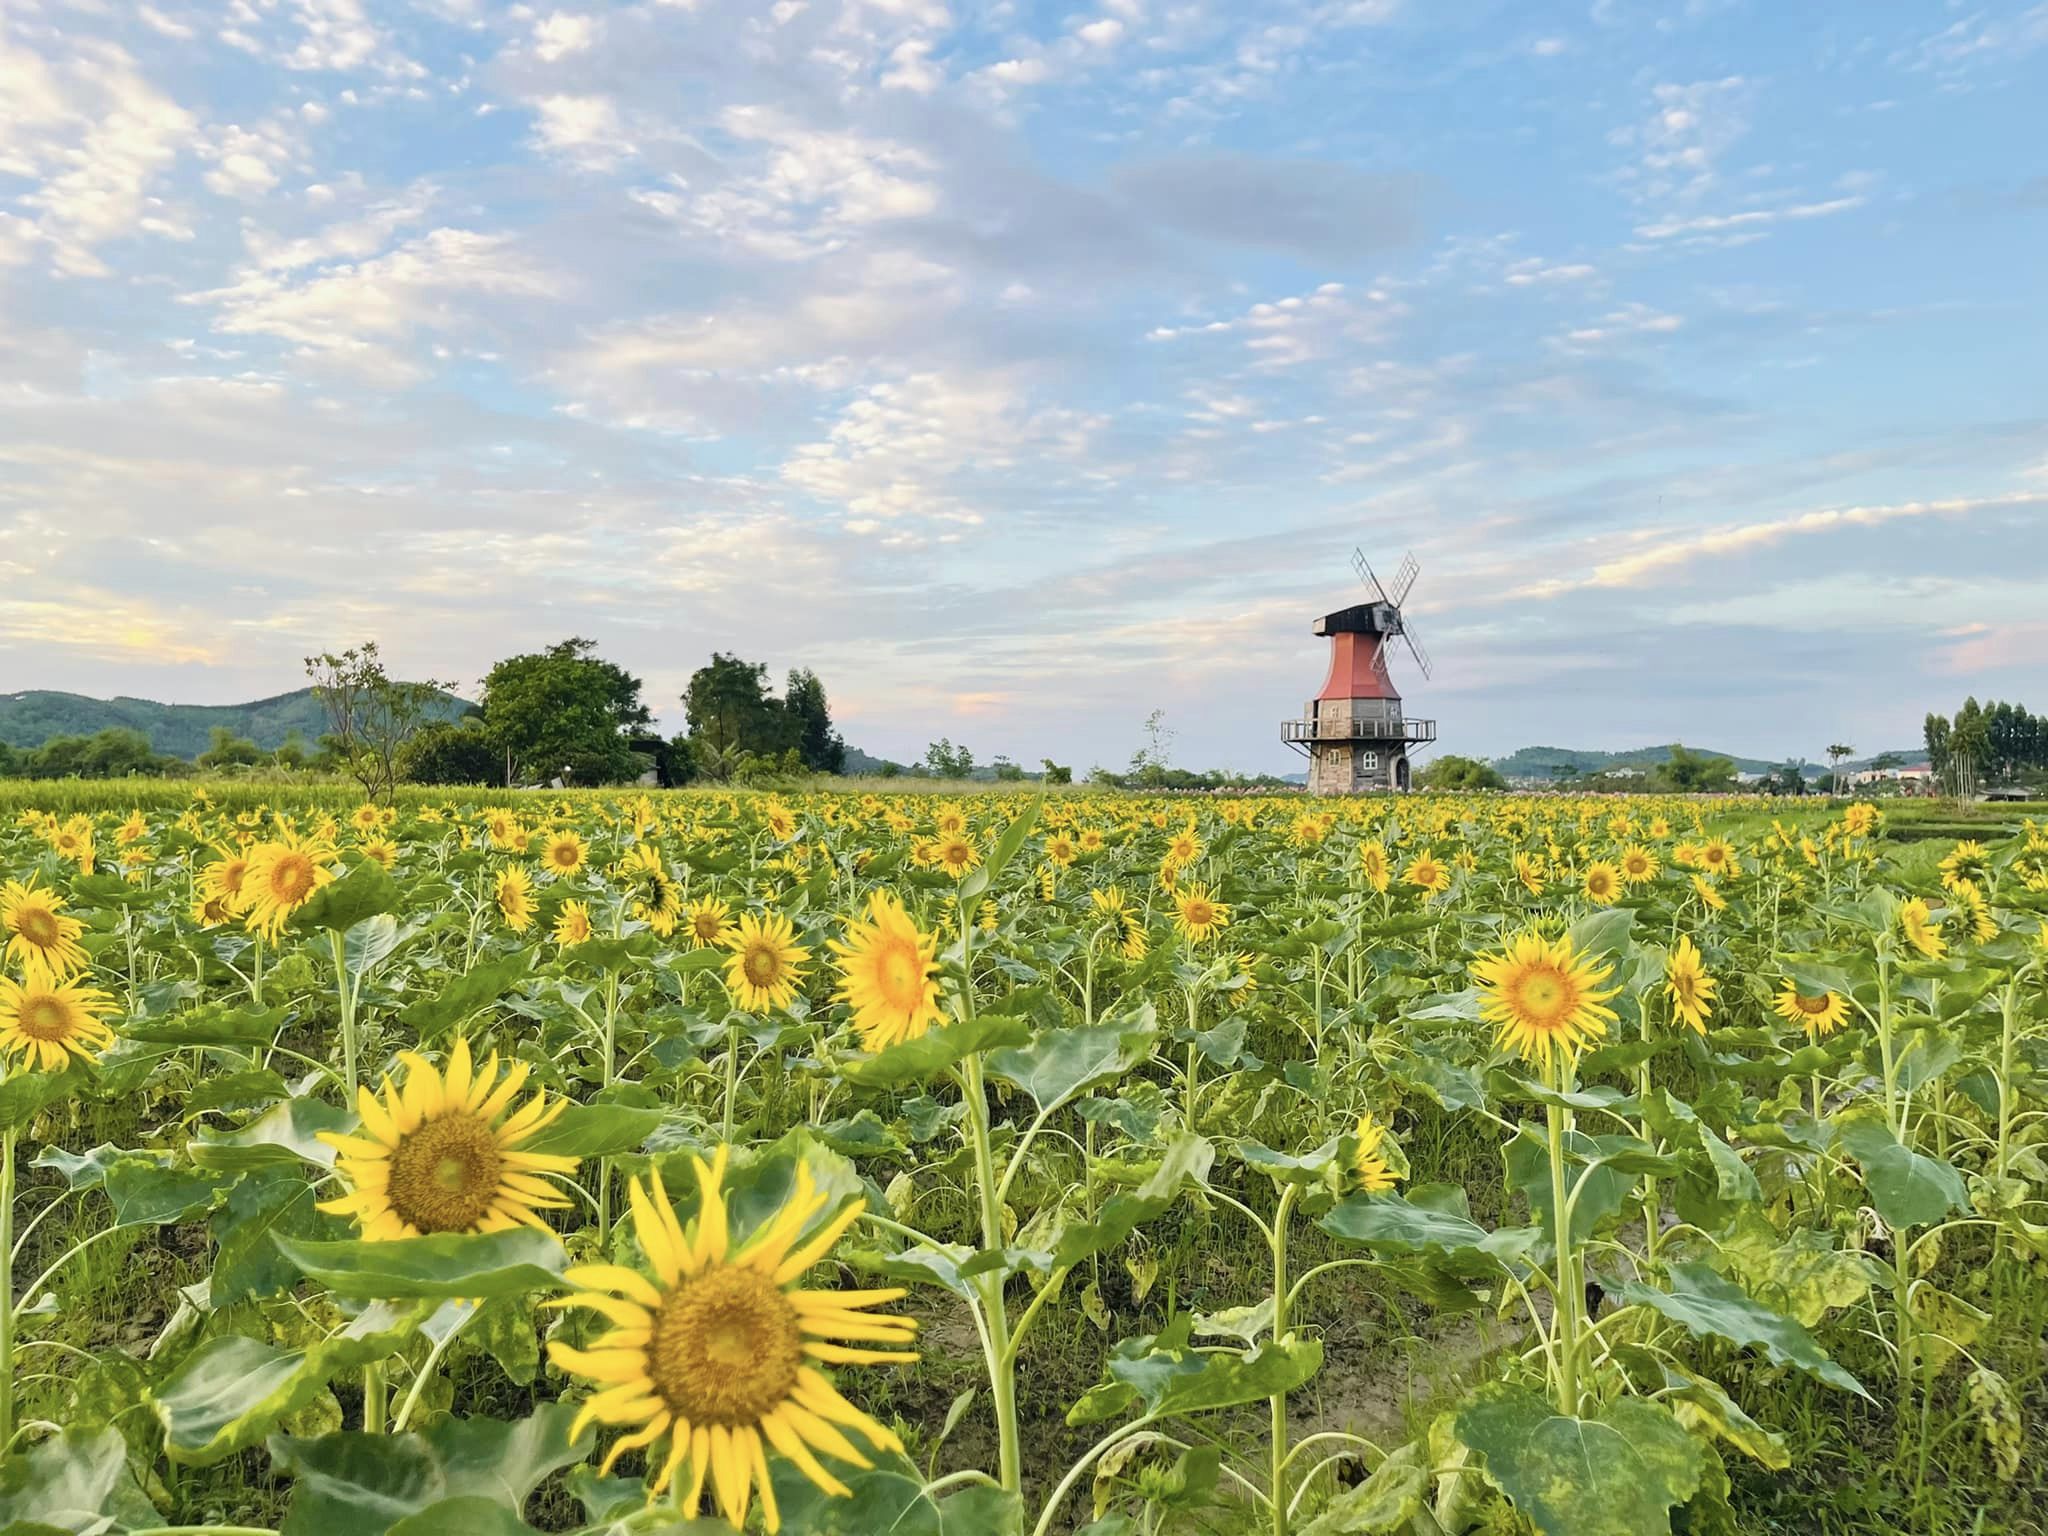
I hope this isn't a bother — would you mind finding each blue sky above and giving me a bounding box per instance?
[2,0,2044,774]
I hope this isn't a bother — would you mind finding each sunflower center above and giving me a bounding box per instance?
[694,915,722,943]
[647,1266,804,1426]
[1184,900,1213,926]
[874,937,922,1008]
[1673,973,1698,1003]
[385,1113,504,1234]
[13,907,59,946]
[1792,992,1830,1016]
[745,945,781,985]
[1512,967,1573,1028]
[17,997,74,1041]
[270,855,315,903]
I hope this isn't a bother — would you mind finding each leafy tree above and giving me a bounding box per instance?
[197,726,263,771]
[1416,754,1505,791]
[306,642,460,801]
[1825,742,1855,795]
[1870,751,1905,773]
[783,668,846,775]
[1923,713,1951,775]
[991,756,1025,782]
[924,738,975,779]
[396,721,502,786]
[682,654,794,779]
[0,741,15,778]
[480,638,651,787]
[1765,759,1810,795]
[1040,759,1073,786]
[1654,743,1736,794]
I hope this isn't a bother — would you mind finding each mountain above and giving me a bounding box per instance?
[0,688,472,760]
[1489,743,1923,782]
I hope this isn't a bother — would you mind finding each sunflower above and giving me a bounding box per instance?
[1473,930,1619,1071]
[1664,935,1716,1034]
[497,865,537,932]
[1352,1112,1399,1194]
[555,898,595,948]
[725,912,810,1014]
[621,845,684,937]
[1172,884,1230,944]
[359,838,399,871]
[1771,981,1847,1038]
[1899,897,1945,959]
[115,810,149,846]
[543,831,589,877]
[1403,849,1451,899]
[0,976,117,1071]
[1842,802,1879,838]
[1618,845,1659,885]
[350,804,385,834]
[1697,837,1739,878]
[934,836,980,881]
[317,1038,578,1240]
[686,897,737,951]
[548,1151,915,1529]
[1,880,90,983]
[51,816,95,874]
[1358,842,1391,893]
[1043,833,1079,868]
[933,808,968,838]
[1947,879,1997,944]
[1690,874,1727,912]
[1165,825,1203,867]
[1090,886,1147,961]
[1581,861,1622,906]
[1513,852,1545,897]
[830,891,943,1052]
[765,803,798,841]
[1078,827,1105,853]
[239,835,337,941]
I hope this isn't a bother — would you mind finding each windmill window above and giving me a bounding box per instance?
[1358,750,1379,770]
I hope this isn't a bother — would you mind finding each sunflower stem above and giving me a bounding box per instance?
[0,1124,15,1453]
[329,928,358,1104]
[1268,1180,1298,1536]
[1546,1092,1582,1417]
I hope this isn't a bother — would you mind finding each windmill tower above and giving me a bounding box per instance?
[1281,550,1438,793]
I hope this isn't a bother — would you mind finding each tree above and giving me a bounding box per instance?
[682,654,793,779]
[397,721,502,786]
[197,726,263,771]
[1416,754,1505,791]
[306,643,459,801]
[1040,758,1073,786]
[1924,713,1951,775]
[1128,710,1176,786]
[924,738,975,779]
[991,756,1025,782]
[1766,759,1809,795]
[784,668,846,774]
[1654,743,1736,794]
[1870,751,1905,773]
[480,638,651,787]
[1825,742,1855,796]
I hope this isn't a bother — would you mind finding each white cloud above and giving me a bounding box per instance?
[1076,17,1125,47]
[186,228,558,380]
[1634,195,1864,241]
[0,37,196,277]
[881,37,942,92]
[533,12,597,62]
[530,94,630,159]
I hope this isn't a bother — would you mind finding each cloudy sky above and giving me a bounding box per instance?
[3,0,2045,773]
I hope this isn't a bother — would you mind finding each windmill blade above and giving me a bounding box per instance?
[1389,551,1421,607]
[1371,642,1392,684]
[1351,547,1391,605]
[1400,621,1433,680]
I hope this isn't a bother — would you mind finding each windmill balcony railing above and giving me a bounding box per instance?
[1281,716,1438,746]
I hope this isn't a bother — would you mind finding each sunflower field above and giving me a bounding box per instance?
[0,785,2045,1536]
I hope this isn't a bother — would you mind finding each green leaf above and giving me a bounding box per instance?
[517,1101,660,1160]
[837,1013,1031,1088]
[1568,907,1636,963]
[0,1067,87,1133]
[120,1002,288,1047]
[267,1405,594,1536]
[958,799,1042,905]
[771,1464,942,1536]
[1320,1193,1538,1266]
[1504,1127,1634,1250]
[189,1095,355,1172]
[1450,1385,1702,1536]
[1052,1133,1213,1270]
[1661,1367,1789,1470]
[1836,1116,1967,1229]
[0,1427,162,1535]
[291,861,400,934]
[342,913,408,979]
[986,1015,1157,1111]
[153,1302,428,1464]
[1620,1262,1865,1395]
[102,1160,221,1225]
[939,1486,1024,1536]
[211,1169,324,1306]
[31,1144,140,1191]
[398,952,535,1042]
[1071,1331,1322,1425]
[274,1230,568,1300]
[1299,1441,1429,1535]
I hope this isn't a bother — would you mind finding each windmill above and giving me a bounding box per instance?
[1280,548,1438,794]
